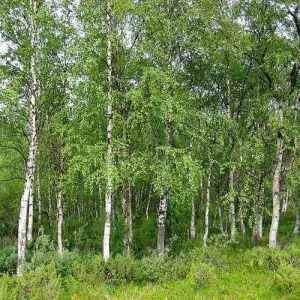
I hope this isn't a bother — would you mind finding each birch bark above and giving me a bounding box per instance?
[157,120,171,256]
[293,211,300,235]
[269,110,284,247]
[189,141,196,239]
[122,179,132,256]
[37,166,42,227]
[57,186,63,254]
[103,0,113,262]
[203,162,212,246]
[157,189,168,256]
[226,66,236,242]
[17,0,38,275]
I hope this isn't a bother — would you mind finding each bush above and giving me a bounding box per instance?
[0,274,18,300]
[104,254,135,285]
[133,254,166,283]
[0,246,17,275]
[1,262,62,300]
[71,254,105,285]
[187,262,216,287]
[274,263,300,296]
[25,232,56,271]
[246,247,289,271]
[132,252,190,284]
[189,246,229,269]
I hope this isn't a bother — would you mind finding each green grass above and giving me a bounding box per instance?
[2,220,300,300]
[2,243,300,300]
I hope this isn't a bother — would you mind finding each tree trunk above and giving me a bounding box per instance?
[269,116,284,247]
[189,140,196,239]
[253,177,264,244]
[157,189,168,256]
[37,166,42,227]
[27,188,34,242]
[146,188,152,220]
[57,186,63,254]
[122,179,132,256]
[229,168,236,242]
[17,0,38,276]
[203,162,212,246]
[190,198,196,239]
[103,0,113,262]
[293,210,300,235]
[17,173,31,275]
[239,204,246,237]
[226,64,236,242]
[282,191,289,213]
[252,214,263,243]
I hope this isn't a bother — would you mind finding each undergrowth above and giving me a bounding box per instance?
[1,234,300,299]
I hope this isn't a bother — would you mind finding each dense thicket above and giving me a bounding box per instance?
[1,0,300,279]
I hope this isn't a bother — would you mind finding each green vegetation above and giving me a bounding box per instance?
[1,233,300,299]
[1,0,300,298]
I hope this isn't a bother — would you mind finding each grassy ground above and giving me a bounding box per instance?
[1,213,300,299]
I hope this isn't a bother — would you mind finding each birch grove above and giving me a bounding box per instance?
[0,0,300,278]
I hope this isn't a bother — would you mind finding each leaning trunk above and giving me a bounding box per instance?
[17,0,38,276]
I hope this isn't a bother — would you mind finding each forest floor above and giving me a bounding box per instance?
[1,213,300,299]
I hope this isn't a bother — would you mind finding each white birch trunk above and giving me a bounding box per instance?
[218,205,225,234]
[293,210,300,235]
[17,0,38,275]
[189,140,196,239]
[37,166,42,227]
[57,187,63,254]
[122,180,132,256]
[27,188,34,242]
[157,189,168,256]
[269,112,284,247]
[103,0,113,262]
[190,199,196,239]
[48,186,52,220]
[252,178,264,243]
[146,188,152,220]
[203,162,212,246]
[17,172,31,275]
[239,204,246,237]
[282,192,289,213]
[253,214,263,242]
[226,65,236,242]
[229,168,236,242]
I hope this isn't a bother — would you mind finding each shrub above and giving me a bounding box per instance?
[187,262,216,287]
[16,262,62,300]
[0,274,18,300]
[25,231,56,271]
[104,254,135,285]
[274,263,300,295]
[246,247,289,271]
[0,246,17,275]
